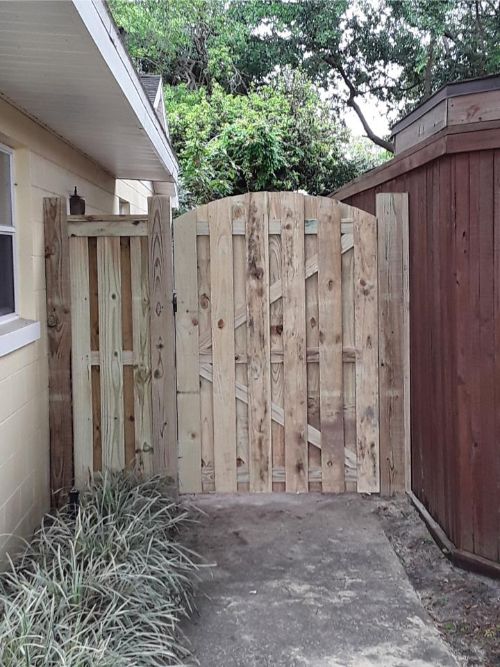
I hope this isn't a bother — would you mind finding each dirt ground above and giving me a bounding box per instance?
[374,497,500,667]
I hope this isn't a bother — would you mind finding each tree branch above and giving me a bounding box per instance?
[331,59,395,153]
[346,96,395,153]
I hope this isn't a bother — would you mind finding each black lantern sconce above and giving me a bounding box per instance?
[69,187,86,215]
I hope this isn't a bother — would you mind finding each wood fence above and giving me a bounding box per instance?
[173,192,409,494]
[44,191,409,500]
[43,197,176,500]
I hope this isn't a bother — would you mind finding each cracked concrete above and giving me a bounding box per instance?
[182,494,460,667]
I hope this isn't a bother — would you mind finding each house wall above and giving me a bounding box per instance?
[0,97,153,563]
[338,147,500,567]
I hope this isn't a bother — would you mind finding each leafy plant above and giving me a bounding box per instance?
[166,72,386,211]
[0,473,203,666]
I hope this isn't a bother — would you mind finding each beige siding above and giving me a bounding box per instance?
[0,97,152,564]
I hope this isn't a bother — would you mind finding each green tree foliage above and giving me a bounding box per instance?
[109,0,499,205]
[165,71,384,209]
[233,0,500,148]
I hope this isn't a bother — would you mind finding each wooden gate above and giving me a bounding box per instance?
[174,192,384,494]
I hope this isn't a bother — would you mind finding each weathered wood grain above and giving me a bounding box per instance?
[67,220,147,237]
[232,201,250,490]
[377,193,406,494]
[174,210,202,492]
[148,196,177,482]
[196,224,215,492]
[130,237,153,475]
[97,236,124,470]
[69,236,93,488]
[44,198,73,502]
[246,193,272,491]
[197,235,354,352]
[353,208,380,493]
[318,198,345,492]
[209,198,237,491]
[280,192,308,492]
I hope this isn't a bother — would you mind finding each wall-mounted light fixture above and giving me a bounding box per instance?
[69,186,85,215]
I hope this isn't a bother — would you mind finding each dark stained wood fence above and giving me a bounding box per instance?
[336,148,500,571]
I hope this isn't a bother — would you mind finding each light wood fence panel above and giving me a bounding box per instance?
[45,197,175,496]
[44,192,407,499]
[173,192,402,494]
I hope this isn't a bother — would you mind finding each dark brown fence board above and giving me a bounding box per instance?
[454,152,474,554]
[476,151,496,560]
[494,150,500,563]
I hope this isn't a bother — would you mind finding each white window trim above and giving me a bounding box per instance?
[0,142,18,326]
[0,143,40,356]
[0,319,40,358]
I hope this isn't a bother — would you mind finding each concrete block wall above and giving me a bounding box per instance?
[0,97,152,563]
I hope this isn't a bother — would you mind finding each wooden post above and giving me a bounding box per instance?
[376,193,410,495]
[147,196,178,487]
[44,197,73,504]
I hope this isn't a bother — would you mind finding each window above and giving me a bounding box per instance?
[0,145,15,321]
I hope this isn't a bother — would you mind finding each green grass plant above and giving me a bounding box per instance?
[0,473,202,666]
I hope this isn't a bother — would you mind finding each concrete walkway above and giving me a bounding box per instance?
[182,494,459,667]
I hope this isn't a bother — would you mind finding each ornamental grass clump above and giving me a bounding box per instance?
[0,472,203,666]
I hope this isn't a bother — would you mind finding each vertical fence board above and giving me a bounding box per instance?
[281,193,308,492]
[304,197,321,491]
[268,195,285,491]
[97,236,124,470]
[174,211,202,493]
[121,239,135,468]
[70,236,93,488]
[209,198,237,491]
[44,198,73,502]
[318,198,345,492]
[148,196,177,482]
[233,201,249,490]
[354,209,380,493]
[377,193,407,494]
[197,220,215,492]
[131,237,153,475]
[341,212,357,492]
[246,193,272,492]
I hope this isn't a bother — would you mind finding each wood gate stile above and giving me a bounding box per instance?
[173,192,399,494]
[44,197,176,498]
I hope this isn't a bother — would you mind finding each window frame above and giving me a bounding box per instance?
[0,142,18,325]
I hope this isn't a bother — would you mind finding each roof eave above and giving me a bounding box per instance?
[73,0,178,182]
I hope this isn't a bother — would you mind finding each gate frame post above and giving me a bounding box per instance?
[376,192,410,495]
[147,196,178,490]
[44,197,74,505]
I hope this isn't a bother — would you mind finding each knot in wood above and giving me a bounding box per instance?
[217,318,225,329]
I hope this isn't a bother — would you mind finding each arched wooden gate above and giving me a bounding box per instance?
[173,192,405,495]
